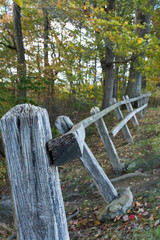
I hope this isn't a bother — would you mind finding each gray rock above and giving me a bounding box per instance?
[127,162,136,170]
[97,187,133,221]
[0,196,13,222]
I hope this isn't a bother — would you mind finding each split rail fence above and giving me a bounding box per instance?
[48,92,151,176]
[0,92,150,239]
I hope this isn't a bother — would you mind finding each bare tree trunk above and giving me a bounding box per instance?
[101,0,115,109]
[126,0,155,98]
[101,42,114,108]
[13,2,26,100]
[113,58,119,99]
[42,6,51,112]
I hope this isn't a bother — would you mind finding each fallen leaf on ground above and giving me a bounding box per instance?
[129,215,134,220]
[123,215,129,221]
[154,220,159,227]
[143,211,149,216]
[94,220,101,226]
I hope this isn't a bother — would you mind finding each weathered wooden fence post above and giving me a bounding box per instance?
[90,107,124,176]
[143,94,150,114]
[122,95,139,127]
[138,96,149,119]
[0,104,69,240]
[110,98,133,143]
[54,116,118,203]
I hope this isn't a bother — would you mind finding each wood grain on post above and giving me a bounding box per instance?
[0,104,69,240]
[122,95,139,127]
[90,107,124,176]
[110,98,133,143]
[55,116,118,203]
[143,95,149,114]
[47,122,85,166]
[138,98,143,119]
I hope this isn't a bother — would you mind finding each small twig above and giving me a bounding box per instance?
[111,172,148,183]
[7,232,16,240]
[67,206,79,221]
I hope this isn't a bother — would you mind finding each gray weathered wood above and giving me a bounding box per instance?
[110,98,133,143]
[0,104,69,240]
[47,122,85,166]
[111,104,147,137]
[55,116,118,203]
[138,97,143,119]
[123,95,139,127]
[143,95,149,114]
[90,107,124,176]
[81,92,151,129]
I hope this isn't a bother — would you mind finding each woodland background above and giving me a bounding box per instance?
[0,0,160,128]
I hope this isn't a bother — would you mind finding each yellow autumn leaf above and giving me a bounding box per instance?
[84,5,87,11]
[15,0,23,7]
[95,7,99,13]
[94,220,101,226]
[100,8,104,12]
[137,38,143,44]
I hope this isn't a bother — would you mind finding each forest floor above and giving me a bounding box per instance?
[0,106,160,239]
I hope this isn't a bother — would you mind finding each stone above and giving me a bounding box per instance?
[97,187,133,221]
[0,196,13,223]
[127,162,136,170]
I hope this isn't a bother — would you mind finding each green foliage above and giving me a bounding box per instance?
[0,0,159,121]
[0,157,8,187]
[147,87,160,107]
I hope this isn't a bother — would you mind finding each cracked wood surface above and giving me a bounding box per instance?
[0,104,69,240]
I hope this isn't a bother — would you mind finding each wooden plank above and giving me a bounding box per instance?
[123,95,139,127]
[111,104,147,136]
[90,107,124,176]
[138,98,143,119]
[0,104,69,240]
[143,95,150,114]
[47,122,85,166]
[110,98,133,143]
[55,116,118,203]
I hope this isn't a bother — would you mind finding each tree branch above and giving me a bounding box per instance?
[113,54,141,64]
[0,41,16,50]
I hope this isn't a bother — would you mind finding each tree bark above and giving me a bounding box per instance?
[42,6,51,111]
[13,2,26,100]
[101,0,115,109]
[126,0,154,98]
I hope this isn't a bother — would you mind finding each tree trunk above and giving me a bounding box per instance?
[101,0,115,109]
[113,59,119,99]
[42,6,51,112]
[101,42,114,109]
[126,0,154,98]
[13,2,26,100]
